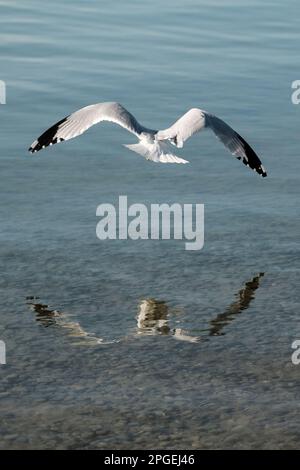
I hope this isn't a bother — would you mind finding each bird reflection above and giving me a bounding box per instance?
[136,273,264,342]
[26,297,105,345]
[137,299,170,334]
[136,298,200,342]
[26,272,264,345]
[208,272,264,336]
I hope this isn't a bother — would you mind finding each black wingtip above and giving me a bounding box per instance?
[28,116,68,154]
[238,135,267,178]
[256,165,267,178]
[257,164,267,178]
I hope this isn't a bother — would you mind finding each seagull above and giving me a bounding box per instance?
[29,102,267,177]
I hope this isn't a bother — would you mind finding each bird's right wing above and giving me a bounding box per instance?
[28,102,145,153]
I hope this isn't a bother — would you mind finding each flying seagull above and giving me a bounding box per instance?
[29,102,267,177]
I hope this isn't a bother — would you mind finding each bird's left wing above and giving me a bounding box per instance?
[157,108,267,177]
[28,102,144,153]
[205,113,267,177]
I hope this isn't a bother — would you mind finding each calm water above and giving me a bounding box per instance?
[0,0,300,449]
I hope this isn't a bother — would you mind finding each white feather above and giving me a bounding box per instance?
[124,140,189,164]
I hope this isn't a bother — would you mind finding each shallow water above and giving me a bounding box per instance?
[0,0,300,449]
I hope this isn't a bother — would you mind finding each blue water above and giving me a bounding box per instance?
[0,0,300,449]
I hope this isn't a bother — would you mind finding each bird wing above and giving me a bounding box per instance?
[28,102,145,153]
[157,108,267,177]
[204,112,267,177]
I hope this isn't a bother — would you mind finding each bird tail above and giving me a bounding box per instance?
[123,140,189,164]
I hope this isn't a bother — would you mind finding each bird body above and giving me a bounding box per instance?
[29,101,267,177]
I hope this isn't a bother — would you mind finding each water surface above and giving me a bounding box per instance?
[0,0,300,449]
